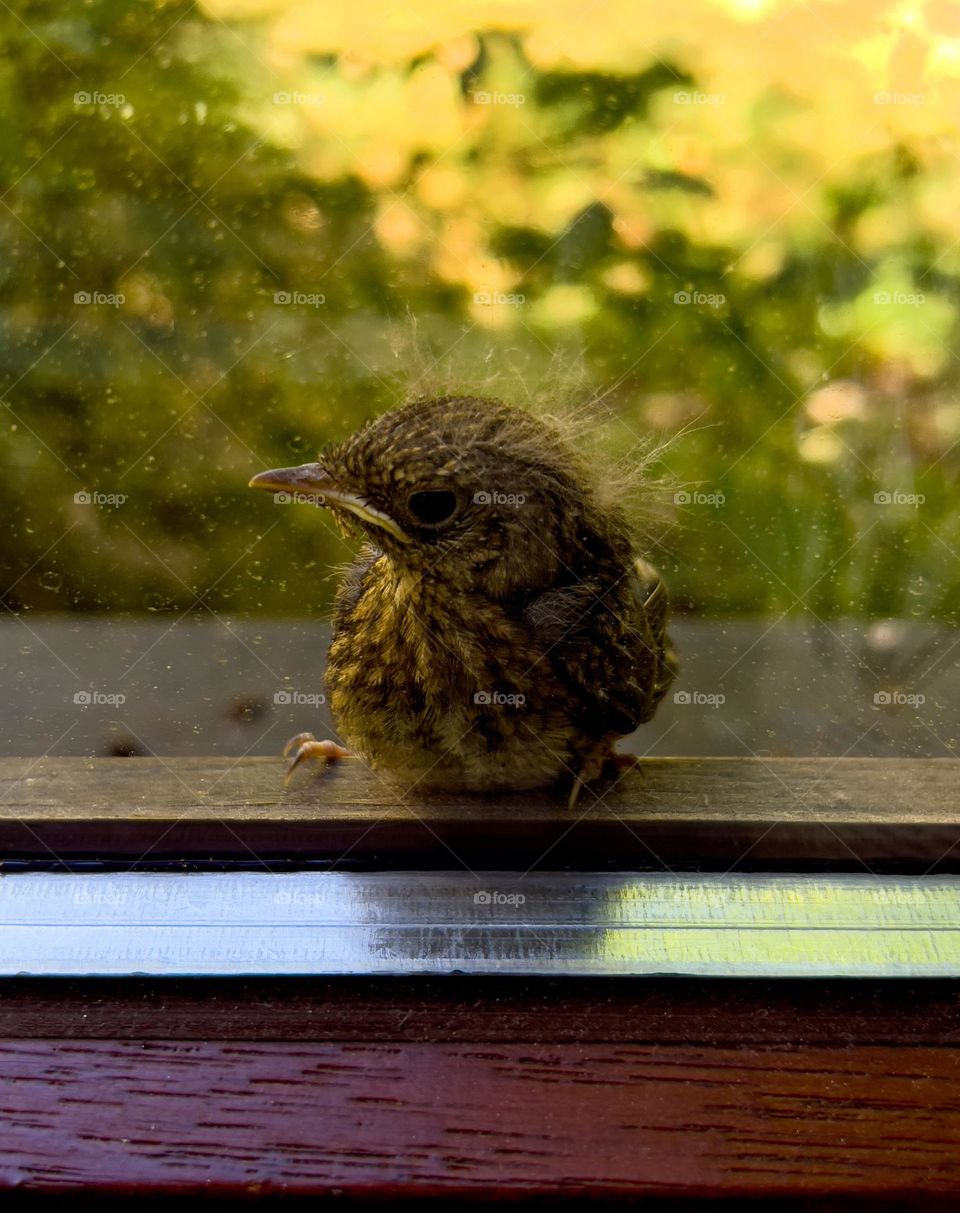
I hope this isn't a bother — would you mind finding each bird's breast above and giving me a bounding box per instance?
[323,566,579,790]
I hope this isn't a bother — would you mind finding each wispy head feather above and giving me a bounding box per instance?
[383,316,682,557]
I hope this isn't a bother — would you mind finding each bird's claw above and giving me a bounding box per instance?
[282,732,352,785]
[567,776,586,811]
[568,750,639,808]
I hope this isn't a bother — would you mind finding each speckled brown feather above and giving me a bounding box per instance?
[309,395,677,798]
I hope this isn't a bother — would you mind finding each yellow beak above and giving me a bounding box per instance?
[248,462,409,543]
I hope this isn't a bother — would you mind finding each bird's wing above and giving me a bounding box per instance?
[523,556,677,736]
[629,555,678,718]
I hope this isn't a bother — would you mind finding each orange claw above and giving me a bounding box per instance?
[282,732,352,785]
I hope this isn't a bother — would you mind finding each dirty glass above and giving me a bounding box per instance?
[1,0,957,763]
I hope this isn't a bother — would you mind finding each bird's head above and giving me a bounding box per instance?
[249,395,628,595]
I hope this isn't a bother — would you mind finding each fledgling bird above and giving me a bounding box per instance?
[249,396,676,807]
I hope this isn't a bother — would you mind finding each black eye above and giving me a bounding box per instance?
[407,489,459,527]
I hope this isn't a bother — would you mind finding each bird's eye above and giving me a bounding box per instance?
[407,489,459,528]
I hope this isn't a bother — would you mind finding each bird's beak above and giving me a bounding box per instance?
[248,462,409,543]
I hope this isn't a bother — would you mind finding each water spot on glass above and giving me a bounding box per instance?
[144,592,174,611]
[247,561,264,581]
[39,570,62,591]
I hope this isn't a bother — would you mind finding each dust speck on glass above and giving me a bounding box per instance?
[1,0,957,768]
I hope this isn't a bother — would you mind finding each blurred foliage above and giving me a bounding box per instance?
[1,0,959,619]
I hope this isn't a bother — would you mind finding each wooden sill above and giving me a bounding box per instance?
[0,755,957,869]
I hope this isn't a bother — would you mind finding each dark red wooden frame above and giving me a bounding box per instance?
[2,977,959,1205]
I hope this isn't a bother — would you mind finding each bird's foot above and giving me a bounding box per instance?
[567,776,586,811]
[567,750,607,810]
[282,732,352,786]
[567,750,639,809]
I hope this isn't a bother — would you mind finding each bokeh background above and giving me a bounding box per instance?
[3,0,959,626]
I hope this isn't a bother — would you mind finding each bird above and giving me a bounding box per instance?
[249,395,676,807]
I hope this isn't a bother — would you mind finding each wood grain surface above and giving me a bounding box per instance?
[1,1038,959,1201]
[1,756,958,868]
